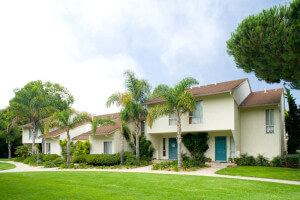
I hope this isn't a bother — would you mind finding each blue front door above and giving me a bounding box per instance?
[169,138,177,159]
[215,136,227,162]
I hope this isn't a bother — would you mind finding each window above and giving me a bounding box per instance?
[162,138,166,156]
[266,109,274,133]
[169,112,176,126]
[141,120,145,135]
[28,128,32,140]
[46,143,51,154]
[189,101,203,124]
[104,141,112,154]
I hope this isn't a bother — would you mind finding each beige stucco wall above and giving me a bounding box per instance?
[22,128,43,144]
[146,93,235,134]
[240,105,281,159]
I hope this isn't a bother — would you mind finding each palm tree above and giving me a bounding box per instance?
[147,77,199,167]
[107,70,151,162]
[45,109,91,166]
[9,84,55,154]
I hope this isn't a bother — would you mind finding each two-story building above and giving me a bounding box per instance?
[21,78,286,161]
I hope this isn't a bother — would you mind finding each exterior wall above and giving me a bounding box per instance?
[232,80,251,105]
[146,93,235,134]
[45,138,61,155]
[22,128,42,144]
[240,105,281,159]
[149,131,232,161]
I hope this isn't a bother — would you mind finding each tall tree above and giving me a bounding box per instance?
[227,0,300,89]
[9,81,74,154]
[285,87,300,154]
[107,70,151,162]
[0,108,21,159]
[45,109,91,166]
[147,77,199,167]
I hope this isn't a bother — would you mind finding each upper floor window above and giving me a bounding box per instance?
[189,101,203,124]
[169,112,176,126]
[266,109,274,134]
[141,120,145,135]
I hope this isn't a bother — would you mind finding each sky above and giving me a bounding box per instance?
[0,0,298,115]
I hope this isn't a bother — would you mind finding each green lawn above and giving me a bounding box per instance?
[0,158,11,161]
[216,166,300,181]
[0,172,299,200]
[0,162,16,171]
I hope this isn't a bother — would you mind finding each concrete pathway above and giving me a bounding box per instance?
[1,161,299,185]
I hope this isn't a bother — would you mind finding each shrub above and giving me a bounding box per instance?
[124,154,138,165]
[15,145,30,158]
[72,155,88,164]
[182,133,209,156]
[256,154,269,166]
[43,154,60,162]
[237,153,256,166]
[44,157,65,168]
[192,153,206,167]
[75,140,91,156]
[13,157,26,162]
[23,154,45,165]
[285,154,300,168]
[129,134,155,161]
[59,139,76,160]
[271,156,285,167]
[86,154,120,166]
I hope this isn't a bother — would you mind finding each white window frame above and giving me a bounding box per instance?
[46,143,51,154]
[103,141,113,154]
[189,100,203,124]
[169,112,176,126]
[141,120,145,135]
[266,109,275,134]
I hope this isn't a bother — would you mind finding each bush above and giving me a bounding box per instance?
[192,153,206,166]
[86,154,120,166]
[182,133,209,156]
[23,154,45,165]
[129,134,155,162]
[256,154,269,166]
[75,140,91,156]
[59,139,76,160]
[285,154,300,168]
[72,155,88,164]
[44,157,66,168]
[271,156,285,167]
[237,153,256,166]
[13,157,26,162]
[15,145,30,158]
[124,154,138,165]
[43,154,60,162]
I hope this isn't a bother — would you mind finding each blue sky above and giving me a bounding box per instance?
[0,0,298,114]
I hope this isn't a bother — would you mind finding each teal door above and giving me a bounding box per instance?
[169,138,177,159]
[215,136,227,162]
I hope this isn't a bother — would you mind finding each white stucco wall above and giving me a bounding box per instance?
[147,93,235,134]
[232,80,251,105]
[240,106,281,159]
[22,128,42,144]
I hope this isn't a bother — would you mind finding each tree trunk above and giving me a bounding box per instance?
[176,110,182,168]
[36,147,39,166]
[135,120,140,162]
[8,139,11,160]
[120,123,124,166]
[42,138,45,154]
[32,122,37,155]
[67,130,71,167]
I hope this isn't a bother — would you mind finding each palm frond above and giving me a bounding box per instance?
[106,93,122,107]
[174,77,199,95]
[146,104,173,128]
[177,90,196,113]
[91,117,116,135]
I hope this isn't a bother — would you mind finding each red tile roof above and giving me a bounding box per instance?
[72,134,89,141]
[239,88,283,107]
[39,122,88,138]
[144,78,248,104]
[73,113,120,138]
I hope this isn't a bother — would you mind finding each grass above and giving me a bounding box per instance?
[216,166,300,181]
[0,171,299,200]
[0,162,16,171]
[0,158,11,161]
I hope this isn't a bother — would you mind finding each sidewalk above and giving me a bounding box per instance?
[1,161,299,185]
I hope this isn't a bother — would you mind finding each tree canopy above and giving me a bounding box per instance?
[227,0,300,89]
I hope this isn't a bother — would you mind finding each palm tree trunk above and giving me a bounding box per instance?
[8,139,11,160]
[120,123,124,166]
[135,120,140,162]
[36,147,39,166]
[176,111,182,168]
[32,122,36,155]
[42,138,45,154]
[67,130,71,167]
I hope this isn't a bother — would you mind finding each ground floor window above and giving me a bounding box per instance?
[46,143,51,154]
[162,138,166,156]
[104,141,112,154]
